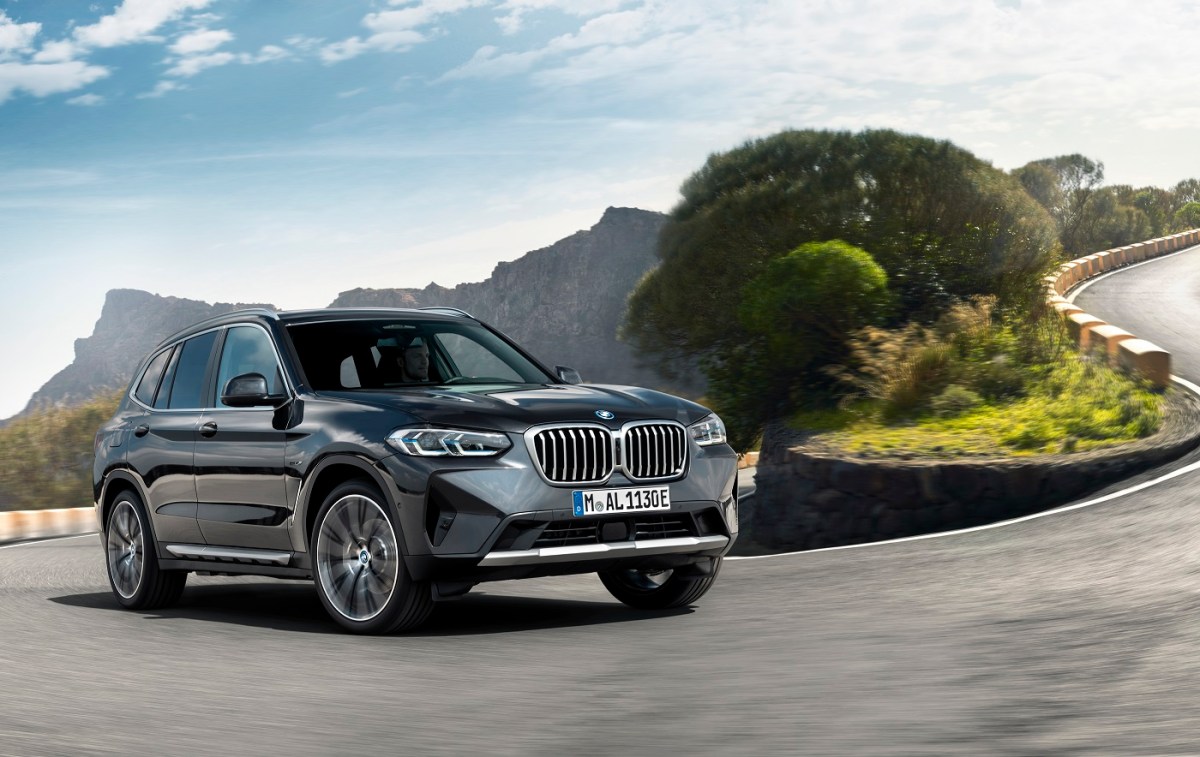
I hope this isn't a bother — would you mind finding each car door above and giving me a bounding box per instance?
[193,324,292,551]
[125,331,219,546]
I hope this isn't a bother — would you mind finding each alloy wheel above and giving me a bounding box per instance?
[315,494,399,622]
[106,500,144,599]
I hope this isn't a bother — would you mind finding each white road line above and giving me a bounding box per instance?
[0,532,96,550]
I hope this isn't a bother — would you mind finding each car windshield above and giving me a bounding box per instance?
[285,318,555,390]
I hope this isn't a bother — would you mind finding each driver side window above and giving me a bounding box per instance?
[216,326,283,406]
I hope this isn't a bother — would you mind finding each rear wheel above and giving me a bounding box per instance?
[598,558,722,610]
[312,480,433,634]
[104,491,186,610]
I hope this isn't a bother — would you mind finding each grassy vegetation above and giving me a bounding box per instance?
[0,390,122,511]
[790,300,1164,458]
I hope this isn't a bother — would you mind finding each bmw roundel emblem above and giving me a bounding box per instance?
[595,410,615,420]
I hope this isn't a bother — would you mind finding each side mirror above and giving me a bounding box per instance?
[222,373,287,408]
[556,366,583,384]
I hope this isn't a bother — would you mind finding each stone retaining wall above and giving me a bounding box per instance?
[745,389,1200,551]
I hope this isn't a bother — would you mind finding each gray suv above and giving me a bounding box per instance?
[94,307,738,633]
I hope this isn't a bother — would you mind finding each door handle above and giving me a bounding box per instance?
[133,424,150,438]
[199,421,219,438]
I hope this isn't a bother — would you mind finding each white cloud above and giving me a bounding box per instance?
[430,0,1200,158]
[493,0,629,35]
[73,0,214,49]
[0,12,40,58]
[0,60,109,104]
[320,0,489,63]
[242,45,289,64]
[165,50,234,77]
[66,93,104,106]
[137,79,183,98]
[32,40,79,63]
[169,27,232,55]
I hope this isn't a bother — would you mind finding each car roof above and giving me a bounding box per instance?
[156,306,474,348]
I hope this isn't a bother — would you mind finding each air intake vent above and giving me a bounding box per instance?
[529,426,614,484]
[623,422,687,481]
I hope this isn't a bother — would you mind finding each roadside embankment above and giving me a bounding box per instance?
[745,231,1200,552]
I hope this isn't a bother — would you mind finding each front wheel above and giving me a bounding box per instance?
[598,558,722,610]
[104,491,187,610]
[312,480,433,634]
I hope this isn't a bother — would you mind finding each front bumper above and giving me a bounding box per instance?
[380,440,739,584]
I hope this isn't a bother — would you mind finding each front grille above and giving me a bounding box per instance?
[530,426,614,484]
[531,516,696,549]
[534,521,598,548]
[623,423,687,481]
[632,515,692,540]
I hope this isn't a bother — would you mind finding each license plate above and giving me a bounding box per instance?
[572,486,671,517]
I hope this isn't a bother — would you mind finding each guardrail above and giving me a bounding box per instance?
[1046,230,1200,388]
[0,507,96,544]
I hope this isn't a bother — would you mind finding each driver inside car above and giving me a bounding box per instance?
[397,337,430,382]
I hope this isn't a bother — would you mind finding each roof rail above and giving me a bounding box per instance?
[157,307,280,348]
[418,306,474,318]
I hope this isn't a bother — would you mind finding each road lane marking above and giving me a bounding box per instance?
[0,532,96,550]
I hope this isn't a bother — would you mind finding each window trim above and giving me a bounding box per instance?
[129,322,294,413]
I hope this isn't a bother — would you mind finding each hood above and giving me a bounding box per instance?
[314,383,711,433]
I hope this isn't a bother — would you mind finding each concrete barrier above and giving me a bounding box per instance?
[1047,229,1199,388]
[1066,312,1105,347]
[1086,324,1136,366]
[0,507,96,544]
[1117,339,1171,388]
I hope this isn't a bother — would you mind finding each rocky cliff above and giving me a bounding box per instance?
[330,206,671,389]
[20,206,673,416]
[22,290,275,414]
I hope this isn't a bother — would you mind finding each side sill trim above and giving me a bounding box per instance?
[164,544,293,566]
[478,535,729,567]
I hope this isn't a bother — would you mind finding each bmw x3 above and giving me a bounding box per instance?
[93,307,738,633]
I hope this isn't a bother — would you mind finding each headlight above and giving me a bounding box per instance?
[387,428,512,457]
[689,414,727,447]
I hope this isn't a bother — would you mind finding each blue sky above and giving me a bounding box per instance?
[2,0,1199,418]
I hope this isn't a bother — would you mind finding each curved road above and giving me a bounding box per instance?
[6,252,1200,755]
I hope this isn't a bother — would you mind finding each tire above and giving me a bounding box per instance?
[312,480,433,634]
[104,491,187,610]
[598,558,723,610]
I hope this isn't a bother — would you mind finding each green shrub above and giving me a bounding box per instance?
[931,385,983,417]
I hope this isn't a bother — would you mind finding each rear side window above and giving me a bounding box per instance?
[167,331,218,409]
[134,347,173,406]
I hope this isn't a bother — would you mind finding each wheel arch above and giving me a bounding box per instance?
[297,454,399,553]
[97,470,147,533]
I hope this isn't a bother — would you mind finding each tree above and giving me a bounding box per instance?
[1013,154,1105,255]
[708,241,890,448]
[624,128,1057,447]
[1173,201,1200,231]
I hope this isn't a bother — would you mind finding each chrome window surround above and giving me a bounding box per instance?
[522,419,690,487]
[128,322,294,413]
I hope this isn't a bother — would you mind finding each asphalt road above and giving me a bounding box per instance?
[6,252,1200,756]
